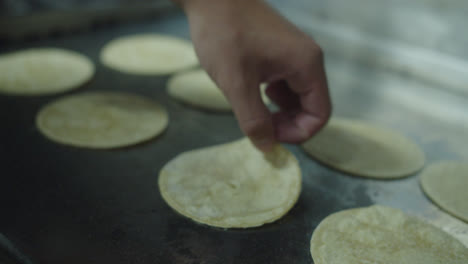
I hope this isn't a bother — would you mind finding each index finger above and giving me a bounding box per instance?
[273,52,332,143]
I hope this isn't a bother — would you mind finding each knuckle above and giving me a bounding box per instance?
[308,43,324,63]
[293,42,324,71]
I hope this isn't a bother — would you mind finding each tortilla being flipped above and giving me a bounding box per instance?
[159,138,301,228]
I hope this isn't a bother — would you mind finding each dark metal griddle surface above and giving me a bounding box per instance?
[1,10,467,264]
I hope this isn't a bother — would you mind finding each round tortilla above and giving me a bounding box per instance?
[36,92,168,148]
[159,138,301,228]
[100,34,198,75]
[167,69,270,112]
[310,205,468,264]
[302,118,425,179]
[420,161,468,223]
[0,48,94,95]
[167,69,231,111]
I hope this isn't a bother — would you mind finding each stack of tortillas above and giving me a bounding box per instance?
[0,48,94,95]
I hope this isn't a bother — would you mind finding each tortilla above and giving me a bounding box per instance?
[310,205,468,264]
[167,69,270,111]
[0,48,94,95]
[36,92,168,148]
[158,138,301,228]
[100,34,197,75]
[420,161,468,223]
[167,69,230,111]
[302,118,425,179]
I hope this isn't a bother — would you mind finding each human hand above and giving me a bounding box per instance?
[177,0,331,151]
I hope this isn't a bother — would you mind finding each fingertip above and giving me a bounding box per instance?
[237,108,275,153]
[243,116,276,152]
[272,111,329,144]
[250,135,276,152]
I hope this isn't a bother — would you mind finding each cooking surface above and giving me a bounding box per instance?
[1,10,467,264]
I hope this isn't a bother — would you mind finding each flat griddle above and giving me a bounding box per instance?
[1,9,467,264]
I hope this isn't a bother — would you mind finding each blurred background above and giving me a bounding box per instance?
[2,0,468,96]
[3,0,468,57]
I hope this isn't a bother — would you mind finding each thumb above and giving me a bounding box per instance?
[221,77,275,152]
